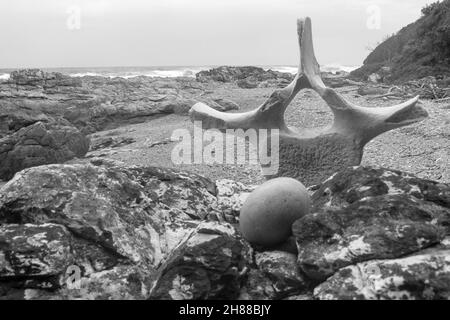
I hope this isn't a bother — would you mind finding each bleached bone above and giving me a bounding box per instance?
[189,17,428,186]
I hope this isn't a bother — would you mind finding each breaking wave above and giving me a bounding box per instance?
[0,64,361,81]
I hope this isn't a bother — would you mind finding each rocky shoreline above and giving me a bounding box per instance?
[0,67,449,299]
[0,69,242,179]
[0,69,240,136]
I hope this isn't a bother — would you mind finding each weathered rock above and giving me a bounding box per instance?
[0,223,74,280]
[236,78,259,89]
[2,159,449,300]
[0,221,140,299]
[322,75,358,88]
[310,166,450,211]
[258,78,292,88]
[314,247,450,300]
[0,158,218,251]
[293,166,450,281]
[0,111,51,139]
[212,179,254,224]
[254,251,306,293]
[196,66,293,87]
[9,69,82,88]
[0,158,251,299]
[239,251,307,300]
[0,70,238,135]
[357,85,388,96]
[0,119,90,180]
[57,265,151,300]
[206,98,240,112]
[149,222,249,300]
[238,269,276,300]
[89,135,136,151]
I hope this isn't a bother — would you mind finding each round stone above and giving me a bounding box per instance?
[239,177,310,246]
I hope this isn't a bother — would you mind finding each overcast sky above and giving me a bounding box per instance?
[0,0,437,69]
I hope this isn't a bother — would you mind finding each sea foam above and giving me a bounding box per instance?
[0,64,360,81]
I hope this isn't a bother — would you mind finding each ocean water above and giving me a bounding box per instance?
[0,64,359,80]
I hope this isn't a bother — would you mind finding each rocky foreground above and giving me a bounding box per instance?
[0,67,449,299]
[0,160,448,299]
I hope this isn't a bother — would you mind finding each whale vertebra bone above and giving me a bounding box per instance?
[189,17,428,186]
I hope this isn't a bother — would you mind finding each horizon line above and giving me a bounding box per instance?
[0,63,361,72]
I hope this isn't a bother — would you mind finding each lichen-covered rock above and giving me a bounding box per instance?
[149,222,250,300]
[212,179,255,223]
[2,161,449,300]
[314,248,450,300]
[239,251,307,300]
[0,158,218,263]
[57,265,152,300]
[0,222,134,298]
[0,158,246,299]
[0,223,74,280]
[293,166,450,281]
[238,269,276,300]
[255,251,306,294]
[0,119,90,180]
[310,166,450,211]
